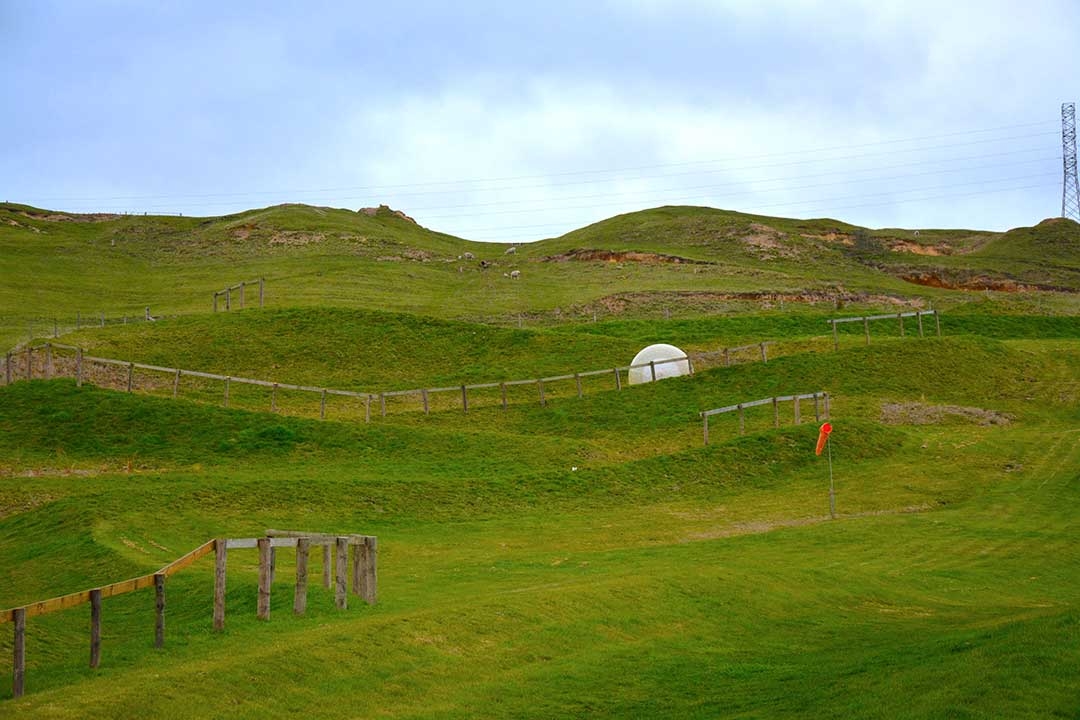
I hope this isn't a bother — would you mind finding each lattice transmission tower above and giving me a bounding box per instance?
[1063,102,1080,221]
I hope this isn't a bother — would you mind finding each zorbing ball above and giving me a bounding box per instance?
[628,343,691,385]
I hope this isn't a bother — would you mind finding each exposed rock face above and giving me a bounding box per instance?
[358,204,417,224]
[541,248,709,264]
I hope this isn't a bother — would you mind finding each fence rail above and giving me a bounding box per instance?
[2,530,376,700]
[829,309,939,349]
[213,278,265,312]
[700,391,830,445]
[1,340,773,420]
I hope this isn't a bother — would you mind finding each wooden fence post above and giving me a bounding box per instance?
[794,396,802,425]
[225,288,231,311]
[213,539,227,631]
[773,397,780,428]
[724,348,731,367]
[738,404,745,435]
[614,367,622,390]
[898,312,905,337]
[126,362,134,392]
[832,319,839,351]
[271,384,278,413]
[154,573,165,648]
[323,545,332,589]
[703,415,709,446]
[351,540,361,596]
[294,538,309,615]
[257,538,271,620]
[575,373,583,398]
[224,377,230,408]
[380,393,386,417]
[935,310,941,337]
[461,385,468,414]
[90,588,102,668]
[13,607,25,698]
[537,379,546,407]
[649,360,657,382]
[500,382,508,409]
[863,317,870,345]
[259,278,265,308]
[760,342,768,363]
[335,537,348,610]
[422,388,429,414]
[76,348,83,387]
[359,536,377,605]
[917,311,924,337]
[172,369,180,399]
[364,395,371,423]
[320,389,327,419]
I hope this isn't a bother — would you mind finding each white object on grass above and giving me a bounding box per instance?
[628,344,690,385]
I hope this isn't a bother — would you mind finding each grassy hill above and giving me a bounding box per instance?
[0,200,1078,717]
[4,201,1078,350]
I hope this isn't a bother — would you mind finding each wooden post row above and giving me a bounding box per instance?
[703,415,710,446]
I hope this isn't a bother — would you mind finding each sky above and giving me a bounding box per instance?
[2,0,1077,241]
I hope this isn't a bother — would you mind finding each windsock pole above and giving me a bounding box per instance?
[827,437,835,520]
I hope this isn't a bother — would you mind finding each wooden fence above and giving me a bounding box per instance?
[0,340,772,420]
[15,308,159,345]
[700,391,830,445]
[829,309,939,349]
[213,278,265,312]
[1,530,376,700]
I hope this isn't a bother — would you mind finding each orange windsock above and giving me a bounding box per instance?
[815,422,833,456]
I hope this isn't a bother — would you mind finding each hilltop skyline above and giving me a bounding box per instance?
[2,0,1077,241]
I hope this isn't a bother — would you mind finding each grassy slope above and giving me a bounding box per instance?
[4,202,1078,351]
[1,200,1079,717]
[1,333,1078,717]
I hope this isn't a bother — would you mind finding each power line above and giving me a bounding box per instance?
[457,179,1060,239]
[17,124,1058,205]
[407,155,1058,217]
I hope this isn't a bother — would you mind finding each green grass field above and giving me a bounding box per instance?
[0,203,1078,717]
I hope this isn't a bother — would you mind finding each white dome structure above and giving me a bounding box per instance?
[628,343,691,385]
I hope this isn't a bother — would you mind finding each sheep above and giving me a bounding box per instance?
[509,270,521,279]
